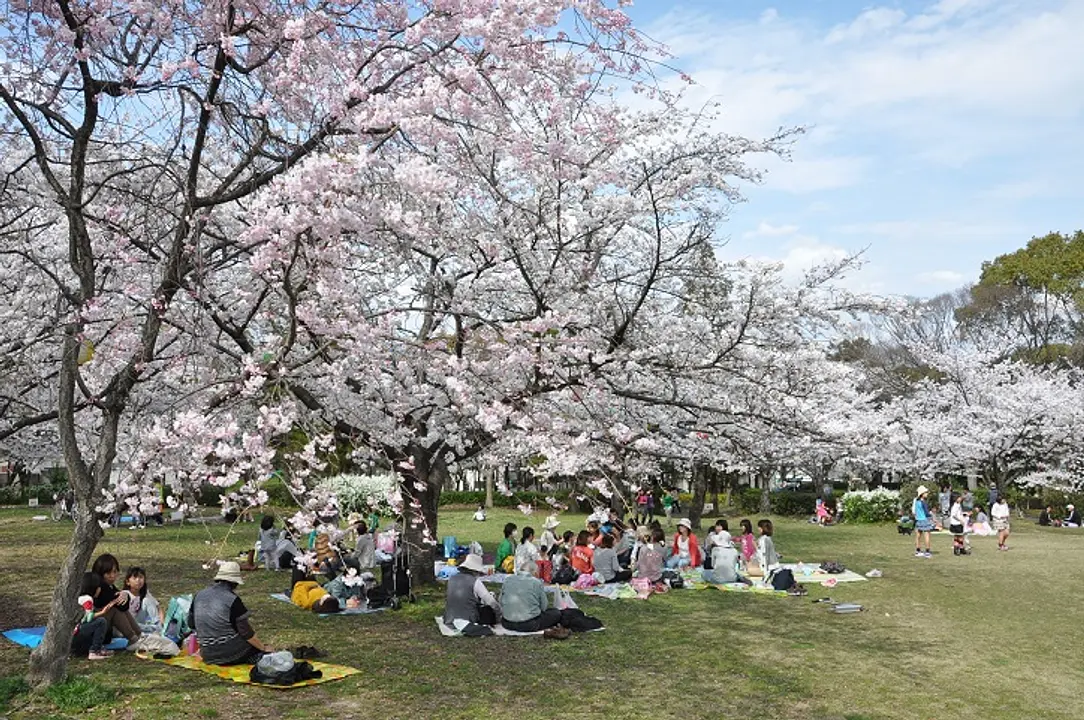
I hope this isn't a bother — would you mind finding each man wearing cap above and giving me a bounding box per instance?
[189,561,272,665]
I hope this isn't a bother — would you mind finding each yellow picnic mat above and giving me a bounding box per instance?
[162,653,360,688]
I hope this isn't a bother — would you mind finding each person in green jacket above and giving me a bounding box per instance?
[495,522,518,573]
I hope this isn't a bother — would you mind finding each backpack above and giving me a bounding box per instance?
[770,568,796,591]
[249,658,323,686]
[559,608,603,632]
[162,594,193,642]
[552,564,576,586]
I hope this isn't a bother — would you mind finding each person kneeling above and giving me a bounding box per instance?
[499,560,562,633]
[443,553,501,636]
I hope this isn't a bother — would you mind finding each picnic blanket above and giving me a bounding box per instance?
[575,582,648,600]
[269,593,386,617]
[781,564,867,585]
[699,582,788,596]
[161,653,359,688]
[3,626,128,651]
[434,617,604,637]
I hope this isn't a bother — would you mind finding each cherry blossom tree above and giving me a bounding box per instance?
[0,0,661,685]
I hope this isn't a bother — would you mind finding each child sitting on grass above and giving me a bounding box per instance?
[74,572,114,660]
[124,566,165,634]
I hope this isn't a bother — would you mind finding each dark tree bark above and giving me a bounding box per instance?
[688,464,708,529]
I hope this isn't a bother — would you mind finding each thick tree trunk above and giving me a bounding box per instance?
[484,470,494,509]
[28,495,104,686]
[399,444,443,587]
[758,467,772,515]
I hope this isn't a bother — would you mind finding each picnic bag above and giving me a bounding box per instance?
[552,564,576,585]
[819,561,845,574]
[132,633,180,658]
[769,568,796,591]
[559,608,603,632]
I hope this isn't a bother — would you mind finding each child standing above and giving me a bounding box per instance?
[949,494,969,556]
[991,497,1011,550]
[912,485,934,558]
[737,518,758,567]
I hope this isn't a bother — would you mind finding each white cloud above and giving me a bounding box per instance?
[917,269,968,285]
[743,221,799,239]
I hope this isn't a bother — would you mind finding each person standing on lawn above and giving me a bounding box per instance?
[912,486,934,558]
[991,496,1011,551]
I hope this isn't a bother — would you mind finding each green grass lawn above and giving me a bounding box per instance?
[1,506,1083,719]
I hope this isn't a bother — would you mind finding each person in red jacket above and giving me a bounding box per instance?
[666,518,702,569]
[570,530,595,575]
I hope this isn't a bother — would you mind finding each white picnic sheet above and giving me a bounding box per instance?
[779,564,867,584]
[434,617,544,637]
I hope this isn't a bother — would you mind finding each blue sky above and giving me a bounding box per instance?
[621,0,1084,296]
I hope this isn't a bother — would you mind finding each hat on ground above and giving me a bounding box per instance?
[458,553,486,574]
[677,518,693,530]
[214,561,244,585]
[543,515,561,529]
[916,485,929,496]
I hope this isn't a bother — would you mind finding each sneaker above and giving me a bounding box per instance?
[87,651,113,660]
[923,551,932,558]
[914,550,924,557]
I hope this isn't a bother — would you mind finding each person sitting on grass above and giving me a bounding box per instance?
[73,572,115,660]
[443,553,501,636]
[756,519,781,574]
[737,519,758,567]
[90,553,141,647]
[352,519,376,570]
[189,561,272,664]
[499,560,561,633]
[815,498,832,525]
[515,526,540,573]
[1039,505,1055,526]
[701,539,750,586]
[124,566,165,634]
[473,504,487,522]
[666,518,702,569]
[570,530,594,576]
[703,518,731,568]
[1064,504,1081,528]
[635,527,666,583]
[970,506,995,536]
[593,534,633,584]
[495,522,518,574]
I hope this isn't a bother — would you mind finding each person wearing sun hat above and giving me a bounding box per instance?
[665,518,702,569]
[189,561,272,665]
[539,515,561,551]
[912,485,934,558]
[443,553,501,636]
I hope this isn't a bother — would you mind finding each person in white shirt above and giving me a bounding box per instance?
[703,518,732,568]
[991,498,1011,551]
[539,516,560,551]
[472,505,487,522]
[949,495,969,556]
[514,527,540,573]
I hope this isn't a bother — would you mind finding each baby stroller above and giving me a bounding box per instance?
[368,552,414,609]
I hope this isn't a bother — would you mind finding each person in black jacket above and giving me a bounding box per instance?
[90,554,140,645]
[1064,504,1081,528]
[1039,505,1054,526]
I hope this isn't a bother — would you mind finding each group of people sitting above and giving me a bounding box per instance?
[73,554,165,660]
[444,511,788,634]
[1039,503,1081,528]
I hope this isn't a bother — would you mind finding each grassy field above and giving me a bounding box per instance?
[1,506,1082,720]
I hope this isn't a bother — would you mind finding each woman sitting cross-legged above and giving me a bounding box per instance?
[499,560,562,633]
[443,553,502,636]
[592,534,633,584]
[665,518,702,569]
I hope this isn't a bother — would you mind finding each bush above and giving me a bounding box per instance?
[841,488,900,523]
[438,490,572,509]
[735,488,763,515]
[771,491,817,517]
[263,475,297,508]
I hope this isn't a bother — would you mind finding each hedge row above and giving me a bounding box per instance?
[734,488,818,517]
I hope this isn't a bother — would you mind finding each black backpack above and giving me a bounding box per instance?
[249,660,322,686]
[559,608,603,632]
[552,564,576,585]
[770,568,796,591]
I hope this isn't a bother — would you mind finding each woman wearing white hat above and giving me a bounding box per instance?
[665,518,702,569]
[443,553,501,636]
[1063,504,1080,528]
[189,561,272,664]
[912,486,934,558]
[539,516,560,552]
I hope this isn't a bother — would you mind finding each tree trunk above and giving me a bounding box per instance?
[758,467,772,514]
[399,444,443,587]
[28,495,104,687]
[688,464,708,529]
[484,470,494,510]
[709,472,720,512]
